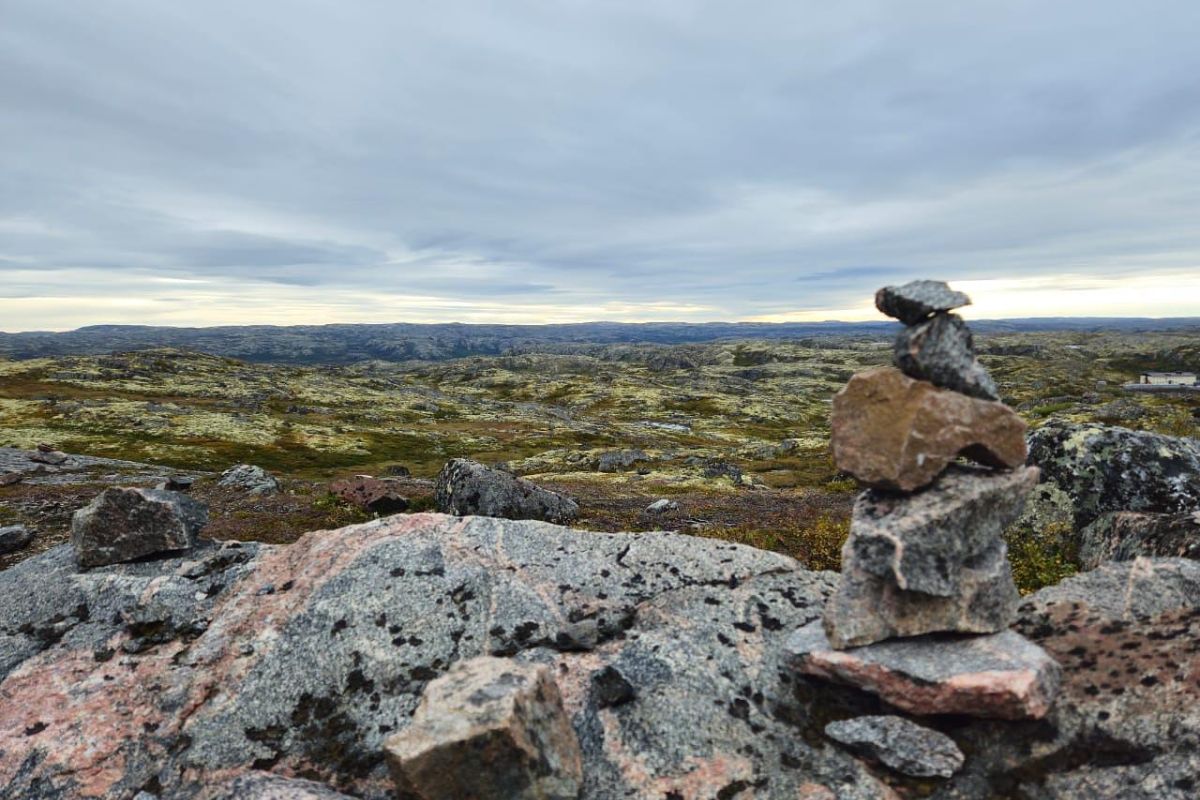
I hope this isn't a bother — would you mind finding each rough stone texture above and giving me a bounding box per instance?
[788,623,1062,719]
[824,715,964,778]
[1027,421,1200,530]
[844,465,1038,596]
[823,542,1019,649]
[435,458,579,524]
[831,366,1027,492]
[1079,510,1200,569]
[158,475,196,492]
[874,280,971,325]
[0,515,895,800]
[30,450,69,466]
[214,774,358,799]
[0,446,200,488]
[0,472,23,487]
[893,313,1000,400]
[329,476,410,515]
[218,464,280,495]
[70,487,208,568]
[645,498,678,514]
[384,656,582,800]
[0,525,33,555]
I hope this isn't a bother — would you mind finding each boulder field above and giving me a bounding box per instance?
[2,514,1199,799]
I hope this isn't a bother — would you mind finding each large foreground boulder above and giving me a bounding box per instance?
[435,458,579,524]
[3,517,1200,799]
[70,487,208,568]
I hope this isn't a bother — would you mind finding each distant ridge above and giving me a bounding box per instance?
[1,318,1197,365]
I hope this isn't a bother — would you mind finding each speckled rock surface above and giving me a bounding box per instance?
[214,774,358,799]
[893,313,999,401]
[384,656,582,800]
[831,367,1027,492]
[70,487,208,568]
[0,525,33,555]
[875,280,972,325]
[0,514,896,800]
[435,458,579,524]
[1027,422,1200,530]
[218,464,280,495]
[788,623,1061,719]
[824,715,964,778]
[1079,510,1200,569]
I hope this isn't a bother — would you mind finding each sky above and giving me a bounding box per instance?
[3,0,1200,331]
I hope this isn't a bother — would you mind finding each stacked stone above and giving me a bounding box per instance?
[789,280,1061,721]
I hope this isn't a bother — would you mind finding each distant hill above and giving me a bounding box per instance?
[1,318,1197,365]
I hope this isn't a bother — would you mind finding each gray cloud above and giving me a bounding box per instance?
[2,0,1200,328]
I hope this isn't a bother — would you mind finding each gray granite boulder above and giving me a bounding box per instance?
[1027,422,1200,530]
[875,280,971,325]
[435,458,579,524]
[70,487,208,568]
[384,656,582,800]
[1078,509,1200,568]
[218,464,280,495]
[824,715,964,778]
[893,312,1000,400]
[0,524,33,555]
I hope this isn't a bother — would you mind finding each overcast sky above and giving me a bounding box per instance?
[3,0,1200,330]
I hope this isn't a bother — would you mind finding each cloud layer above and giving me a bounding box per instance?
[3,0,1200,329]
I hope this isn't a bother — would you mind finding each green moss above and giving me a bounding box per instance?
[1006,520,1079,595]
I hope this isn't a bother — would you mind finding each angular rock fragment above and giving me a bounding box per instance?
[383,656,583,800]
[645,498,678,514]
[218,463,280,495]
[875,280,971,325]
[823,542,1019,648]
[831,366,1027,492]
[893,312,999,400]
[330,475,410,515]
[30,449,68,466]
[591,665,637,708]
[845,465,1038,597]
[71,487,208,568]
[435,458,579,524]
[0,524,33,555]
[157,474,195,492]
[824,715,964,778]
[787,621,1061,719]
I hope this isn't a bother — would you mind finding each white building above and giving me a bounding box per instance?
[1138,371,1198,386]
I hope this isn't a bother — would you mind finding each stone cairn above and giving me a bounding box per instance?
[787,280,1062,722]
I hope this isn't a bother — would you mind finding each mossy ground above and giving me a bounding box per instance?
[0,331,1195,587]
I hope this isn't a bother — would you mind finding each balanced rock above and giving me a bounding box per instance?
[218,464,280,495]
[435,458,579,524]
[0,524,33,555]
[893,312,999,400]
[71,487,208,568]
[875,280,971,325]
[824,715,964,779]
[831,366,1027,492]
[330,475,410,515]
[788,622,1061,719]
[383,656,583,800]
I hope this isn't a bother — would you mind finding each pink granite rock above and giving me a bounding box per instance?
[787,621,1061,720]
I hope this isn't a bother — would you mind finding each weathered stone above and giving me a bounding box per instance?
[1078,510,1200,568]
[824,715,964,778]
[71,487,208,568]
[157,475,195,492]
[329,476,410,515]
[875,280,971,325]
[788,622,1061,719]
[830,366,1027,491]
[844,465,1038,597]
[384,656,583,800]
[823,542,1019,648]
[0,525,33,555]
[645,498,678,514]
[0,471,23,487]
[0,516,896,800]
[1028,421,1200,529]
[218,464,280,495]
[30,449,68,466]
[595,449,647,473]
[893,312,999,400]
[215,774,358,799]
[435,458,579,524]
